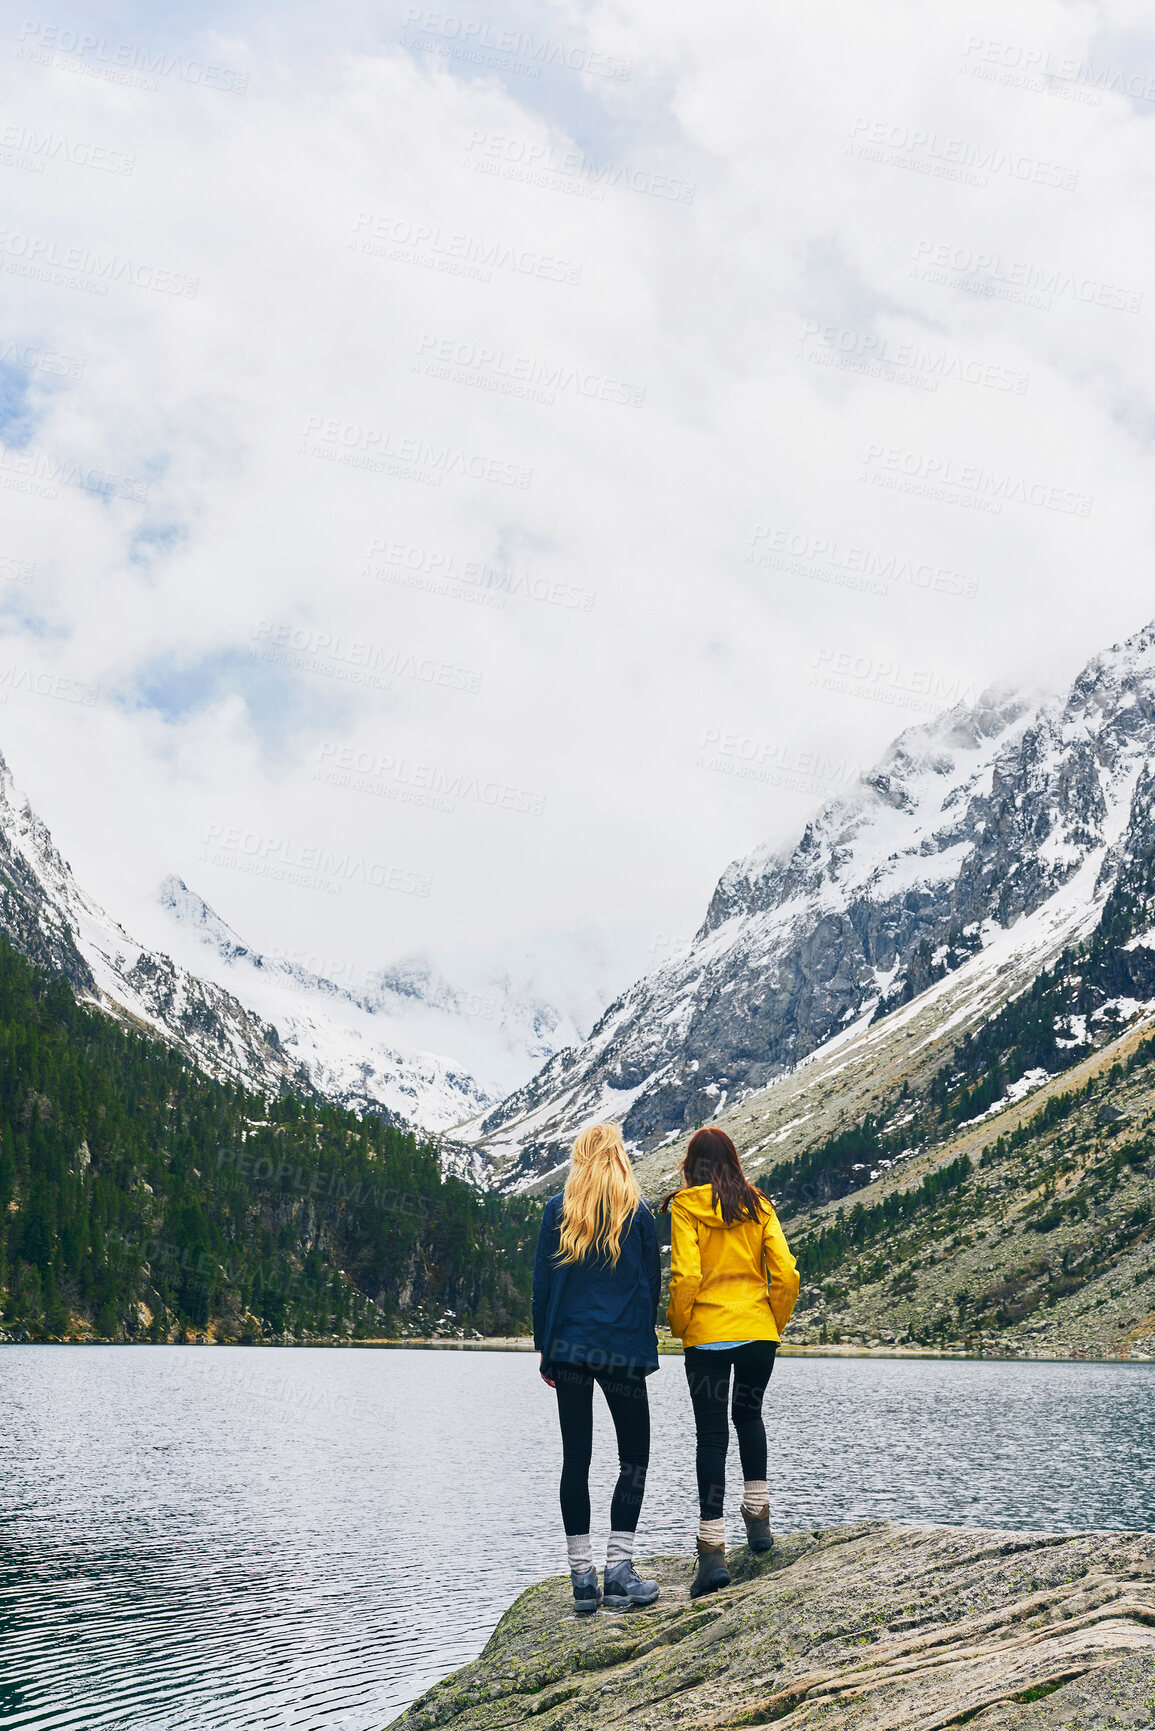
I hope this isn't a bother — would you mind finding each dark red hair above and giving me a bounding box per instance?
[661,1126,766,1223]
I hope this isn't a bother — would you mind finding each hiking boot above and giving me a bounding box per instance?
[690,1540,730,1599]
[603,1560,660,1611]
[741,1503,774,1554]
[570,1566,602,1615]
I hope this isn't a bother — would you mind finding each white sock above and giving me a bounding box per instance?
[698,1518,725,1549]
[566,1534,593,1574]
[606,1530,635,1568]
[742,1480,769,1513]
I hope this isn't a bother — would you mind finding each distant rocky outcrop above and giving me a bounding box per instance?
[392,1521,1155,1730]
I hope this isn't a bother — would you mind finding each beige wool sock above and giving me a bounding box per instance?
[606,1530,635,1568]
[741,1479,769,1514]
[698,1518,725,1549]
[566,1533,593,1574]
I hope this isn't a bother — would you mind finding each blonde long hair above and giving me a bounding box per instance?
[557,1123,641,1266]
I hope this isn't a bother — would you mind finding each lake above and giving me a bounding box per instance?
[1,1346,1152,1728]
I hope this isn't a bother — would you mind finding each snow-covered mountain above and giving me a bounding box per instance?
[461,620,1155,1187]
[0,752,495,1145]
[155,876,589,1121]
[8,617,1155,1194]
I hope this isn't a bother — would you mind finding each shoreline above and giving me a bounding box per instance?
[365,1338,1153,1363]
[4,1335,1150,1363]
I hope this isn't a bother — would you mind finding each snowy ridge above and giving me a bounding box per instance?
[0,753,300,1090]
[464,620,1155,1188]
[155,879,590,1132]
[155,876,495,1137]
[0,753,494,1145]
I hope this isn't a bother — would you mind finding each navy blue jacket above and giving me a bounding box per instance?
[532,1194,661,1374]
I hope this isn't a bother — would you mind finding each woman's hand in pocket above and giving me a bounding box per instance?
[539,1356,556,1388]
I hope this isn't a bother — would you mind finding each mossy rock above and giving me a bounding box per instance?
[389,1521,1155,1729]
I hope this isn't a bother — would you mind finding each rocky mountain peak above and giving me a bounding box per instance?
[460,618,1155,1187]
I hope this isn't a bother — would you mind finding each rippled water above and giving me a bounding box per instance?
[1,1347,1153,1729]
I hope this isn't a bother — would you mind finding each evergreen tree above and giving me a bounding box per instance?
[0,937,540,1342]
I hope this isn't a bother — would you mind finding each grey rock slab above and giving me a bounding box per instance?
[388,1521,1155,1730]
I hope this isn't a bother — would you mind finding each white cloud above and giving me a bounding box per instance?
[1,0,1154,1052]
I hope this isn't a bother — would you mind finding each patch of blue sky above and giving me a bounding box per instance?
[129,522,188,567]
[1070,26,1155,117]
[122,644,360,759]
[0,364,40,451]
[392,0,639,134]
[26,2,663,173]
[799,236,939,347]
[0,593,60,638]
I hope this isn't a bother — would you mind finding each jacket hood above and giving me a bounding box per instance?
[672,1183,767,1228]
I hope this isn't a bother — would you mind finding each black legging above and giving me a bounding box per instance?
[553,1363,651,1535]
[684,1341,777,1520]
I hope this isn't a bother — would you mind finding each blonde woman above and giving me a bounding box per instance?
[532,1123,662,1615]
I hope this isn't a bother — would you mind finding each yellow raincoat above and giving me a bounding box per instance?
[666,1183,799,1347]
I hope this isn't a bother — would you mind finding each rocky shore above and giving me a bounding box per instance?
[390,1521,1155,1730]
[362,1337,1149,1362]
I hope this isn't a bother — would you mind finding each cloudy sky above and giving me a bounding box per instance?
[2,0,1154,1030]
